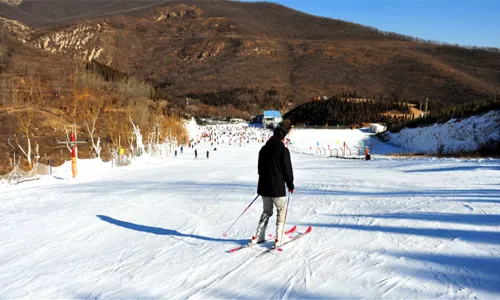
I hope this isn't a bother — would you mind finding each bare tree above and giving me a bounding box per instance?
[107,110,121,151]
[83,96,105,158]
[147,114,162,154]
[54,65,67,97]
[128,110,145,156]
[34,141,40,166]
[62,124,75,153]
[1,69,9,105]
[14,78,43,169]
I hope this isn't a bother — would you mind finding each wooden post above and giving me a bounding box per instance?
[71,131,77,178]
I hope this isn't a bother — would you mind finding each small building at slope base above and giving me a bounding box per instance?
[263,110,282,129]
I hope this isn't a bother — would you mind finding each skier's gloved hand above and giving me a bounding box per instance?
[288,189,294,194]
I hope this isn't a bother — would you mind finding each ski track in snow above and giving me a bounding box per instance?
[1,125,499,299]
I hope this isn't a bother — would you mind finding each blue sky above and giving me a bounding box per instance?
[241,1,500,48]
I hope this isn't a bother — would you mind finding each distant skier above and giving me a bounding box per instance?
[180,146,184,154]
[194,149,198,159]
[206,150,209,159]
[251,126,294,248]
[175,150,177,157]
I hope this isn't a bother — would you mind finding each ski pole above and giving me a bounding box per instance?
[274,192,292,248]
[283,191,291,229]
[222,194,260,237]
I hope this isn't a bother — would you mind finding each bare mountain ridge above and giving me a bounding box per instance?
[1,0,500,115]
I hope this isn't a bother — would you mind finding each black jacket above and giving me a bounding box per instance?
[257,136,294,197]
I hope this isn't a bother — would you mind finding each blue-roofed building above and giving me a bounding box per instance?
[263,110,282,128]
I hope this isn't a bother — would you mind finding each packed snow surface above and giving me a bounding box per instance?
[1,124,499,299]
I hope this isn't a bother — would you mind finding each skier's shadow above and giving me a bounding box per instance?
[97,215,245,245]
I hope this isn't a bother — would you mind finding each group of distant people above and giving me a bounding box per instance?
[172,124,271,161]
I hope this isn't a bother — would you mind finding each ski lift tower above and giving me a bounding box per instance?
[56,126,87,178]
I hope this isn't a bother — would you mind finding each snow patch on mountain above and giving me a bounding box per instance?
[386,110,500,154]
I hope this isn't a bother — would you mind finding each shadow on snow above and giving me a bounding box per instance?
[385,251,500,294]
[295,188,500,199]
[298,222,500,245]
[324,212,500,226]
[43,180,256,199]
[38,178,499,203]
[445,199,500,204]
[205,282,343,299]
[404,165,500,173]
[97,215,245,244]
[300,211,500,294]
[74,290,157,300]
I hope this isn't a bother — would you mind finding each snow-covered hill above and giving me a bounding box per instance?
[287,127,405,157]
[286,110,499,157]
[386,110,500,154]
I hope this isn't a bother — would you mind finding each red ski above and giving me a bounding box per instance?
[258,225,312,256]
[227,226,297,253]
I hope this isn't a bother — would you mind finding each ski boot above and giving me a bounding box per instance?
[273,222,285,248]
[249,213,270,245]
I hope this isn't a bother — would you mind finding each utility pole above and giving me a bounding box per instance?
[72,65,78,178]
[425,97,429,115]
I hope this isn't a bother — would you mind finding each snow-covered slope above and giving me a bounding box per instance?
[386,110,500,154]
[184,118,200,140]
[1,124,499,299]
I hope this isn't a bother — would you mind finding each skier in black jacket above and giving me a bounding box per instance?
[251,126,294,247]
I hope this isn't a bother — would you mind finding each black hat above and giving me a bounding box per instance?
[273,126,288,140]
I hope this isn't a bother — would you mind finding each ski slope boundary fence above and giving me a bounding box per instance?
[289,145,366,159]
[0,163,50,185]
[0,144,178,185]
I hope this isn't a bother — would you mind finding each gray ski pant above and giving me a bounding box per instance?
[262,196,287,223]
[254,196,287,243]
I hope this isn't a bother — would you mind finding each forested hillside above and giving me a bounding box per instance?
[0,0,498,117]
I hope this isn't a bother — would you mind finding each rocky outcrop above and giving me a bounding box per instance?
[31,23,105,62]
[154,4,202,21]
[0,17,32,42]
[238,40,278,57]
[0,15,107,63]
[0,0,22,6]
